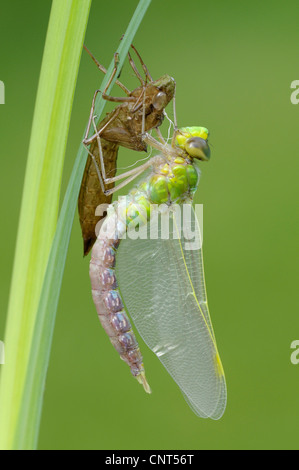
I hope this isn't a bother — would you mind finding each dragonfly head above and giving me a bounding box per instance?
[185,137,210,161]
[176,127,211,161]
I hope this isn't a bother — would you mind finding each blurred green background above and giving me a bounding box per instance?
[1,0,299,450]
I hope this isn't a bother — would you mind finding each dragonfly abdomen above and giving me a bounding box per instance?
[90,235,151,392]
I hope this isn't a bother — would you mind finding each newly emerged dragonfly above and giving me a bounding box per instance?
[89,126,227,419]
[79,45,176,255]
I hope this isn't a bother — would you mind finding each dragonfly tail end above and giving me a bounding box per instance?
[136,371,151,394]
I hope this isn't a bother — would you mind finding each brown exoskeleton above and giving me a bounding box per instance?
[78,45,176,255]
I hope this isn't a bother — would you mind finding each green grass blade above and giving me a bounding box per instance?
[2,0,151,450]
[0,0,92,450]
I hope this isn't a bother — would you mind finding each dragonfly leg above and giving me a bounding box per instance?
[118,33,153,82]
[103,156,159,196]
[130,44,153,82]
[100,53,136,104]
[171,128,179,147]
[84,48,134,117]
[126,45,154,132]
[129,82,150,139]
[157,83,177,146]
[102,52,120,95]
[127,50,145,86]
[84,109,157,197]
[92,115,112,183]
[83,44,152,99]
[82,107,121,194]
[101,94,135,104]
[169,84,178,147]
[83,88,102,144]
[126,44,158,120]
[155,127,166,144]
[83,99,121,146]
[88,110,147,195]
[142,132,178,157]
[89,108,160,196]
[83,44,131,95]
[172,89,177,129]
[82,142,106,194]
[141,79,149,136]
[131,86,145,113]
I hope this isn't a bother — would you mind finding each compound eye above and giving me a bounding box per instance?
[153,91,167,110]
[185,137,211,161]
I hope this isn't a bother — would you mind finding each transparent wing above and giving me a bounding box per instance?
[116,204,227,419]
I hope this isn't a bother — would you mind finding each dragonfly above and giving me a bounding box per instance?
[89,126,227,419]
[79,45,176,255]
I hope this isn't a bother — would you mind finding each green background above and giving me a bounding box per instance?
[1,0,299,450]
